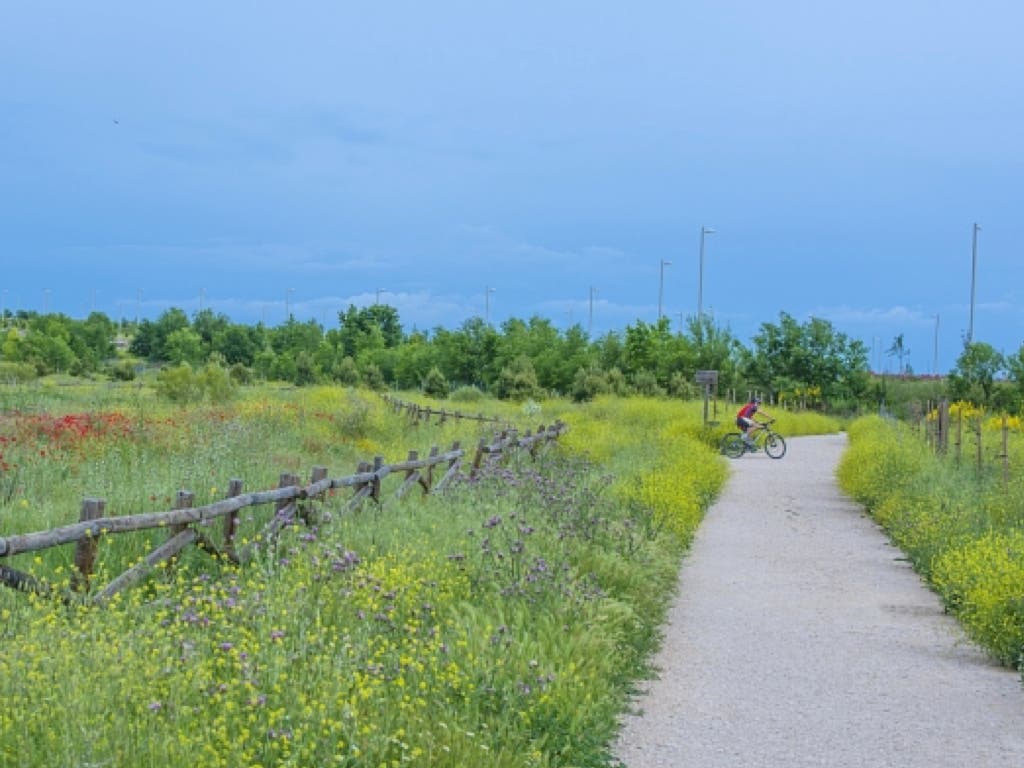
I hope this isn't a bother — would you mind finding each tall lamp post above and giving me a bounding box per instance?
[485,286,495,325]
[658,259,671,320]
[697,225,715,327]
[588,286,598,335]
[376,288,386,305]
[967,222,981,343]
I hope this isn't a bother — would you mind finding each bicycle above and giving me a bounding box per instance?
[721,419,787,459]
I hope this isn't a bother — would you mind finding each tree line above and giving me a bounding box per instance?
[1,305,1021,413]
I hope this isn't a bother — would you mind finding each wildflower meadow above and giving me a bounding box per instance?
[0,382,782,767]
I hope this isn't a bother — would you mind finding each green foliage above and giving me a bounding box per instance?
[746,312,869,407]
[449,384,484,402]
[571,365,611,402]
[496,354,542,401]
[629,369,664,397]
[361,362,385,391]
[932,531,1024,666]
[421,365,449,398]
[948,341,1006,407]
[155,362,237,404]
[331,355,360,385]
[0,361,37,383]
[0,388,744,768]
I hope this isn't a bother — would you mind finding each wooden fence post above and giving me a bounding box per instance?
[955,410,963,467]
[72,498,105,592]
[170,491,194,536]
[372,456,384,503]
[975,420,983,479]
[1002,415,1009,489]
[471,437,487,478]
[222,479,244,560]
[425,446,439,492]
[936,399,949,455]
[304,466,328,523]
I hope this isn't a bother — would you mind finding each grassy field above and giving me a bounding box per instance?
[0,381,842,767]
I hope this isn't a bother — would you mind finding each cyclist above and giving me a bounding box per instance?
[736,397,772,451]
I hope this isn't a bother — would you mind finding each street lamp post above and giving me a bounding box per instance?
[697,225,715,327]
[376,288,386,305]
[485,286,496,325]
[968,222,981,343]
[588,286,598,335]
[934,314,940,375]
[658,260,671,320]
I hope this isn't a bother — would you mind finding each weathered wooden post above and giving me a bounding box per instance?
[936,400,950,455]
[471,437,487,478]
[955,409,963,467]
[72,497,105,592]
[304,466,328,523]
[1002,415,1010,489]
[425,446,439,492]
[222,479,244,562]
[975,420,983,479]
[371,456,384,503]
[170,491,194,536]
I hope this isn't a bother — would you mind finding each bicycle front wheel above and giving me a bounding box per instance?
[764,433,787,459]
[722,433,746,459]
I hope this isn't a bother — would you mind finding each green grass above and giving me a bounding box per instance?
[0,385,842,766]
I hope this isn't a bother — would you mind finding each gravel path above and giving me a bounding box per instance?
[613,434,1024,767]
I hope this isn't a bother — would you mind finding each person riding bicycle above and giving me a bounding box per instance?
[736,397,772,451]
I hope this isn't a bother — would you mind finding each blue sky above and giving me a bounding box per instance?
[2,1,1021,374]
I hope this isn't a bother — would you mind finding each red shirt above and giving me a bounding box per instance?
[737,402,758,419]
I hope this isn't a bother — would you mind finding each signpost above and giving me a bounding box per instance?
[695,370,719,426]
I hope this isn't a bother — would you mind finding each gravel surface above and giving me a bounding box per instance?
[613,434,1024,767]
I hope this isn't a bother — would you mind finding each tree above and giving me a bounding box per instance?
[887,334,910,376]
[947,342,1005,406]
[746,312,868,407]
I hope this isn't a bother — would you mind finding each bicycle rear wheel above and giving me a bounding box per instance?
[722,433,746,459]
[764,433,787,459]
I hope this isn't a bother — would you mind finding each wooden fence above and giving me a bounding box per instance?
[0,416,567,605]
[920,399,1013,484]
[382,393,515,427]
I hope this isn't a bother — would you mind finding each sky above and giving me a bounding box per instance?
[1,1,1021,375]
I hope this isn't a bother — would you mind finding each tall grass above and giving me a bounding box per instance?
[1,388,744,767]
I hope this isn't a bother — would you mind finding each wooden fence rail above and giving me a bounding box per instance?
[382,393,514,427]
[0,420,567,604]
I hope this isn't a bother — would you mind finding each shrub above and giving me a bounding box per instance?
[0,361,38,384]
[496,355,543,401]
[421,366,449,398]
[449,384,485,402]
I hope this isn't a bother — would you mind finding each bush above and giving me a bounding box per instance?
[421,366,449,398]
[449,385,485,402]
[107,359,137,382]
[629,370,665,397]
[571,365,610,402]
[496,355,542,401]
[156,363,203,404]
[331,356,360,386]
[0,361,38,384]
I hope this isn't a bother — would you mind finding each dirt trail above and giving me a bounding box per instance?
[613,434,1024,767]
